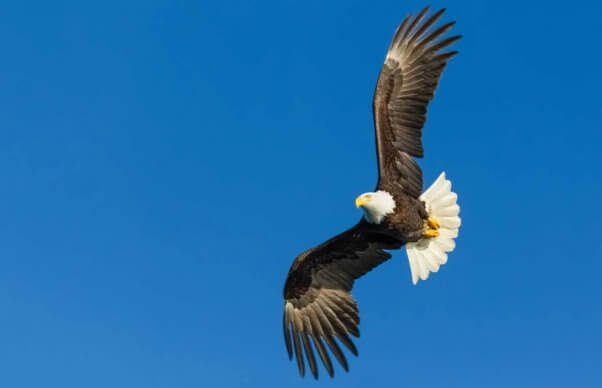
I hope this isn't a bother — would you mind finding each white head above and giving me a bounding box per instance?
[355,190,396,224]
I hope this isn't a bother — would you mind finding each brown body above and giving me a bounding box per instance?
[379,183,429,243]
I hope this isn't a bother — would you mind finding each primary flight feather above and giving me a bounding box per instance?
[283,6,462,379]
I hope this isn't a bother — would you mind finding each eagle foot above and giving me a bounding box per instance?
[423,228,439,238]
[427,216,440,230]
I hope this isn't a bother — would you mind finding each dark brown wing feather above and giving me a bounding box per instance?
[373,7,461,197]
[283,221,402,379]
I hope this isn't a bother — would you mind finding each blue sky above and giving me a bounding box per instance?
[1,0,601,386]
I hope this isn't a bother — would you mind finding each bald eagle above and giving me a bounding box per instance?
[282,7,462,379]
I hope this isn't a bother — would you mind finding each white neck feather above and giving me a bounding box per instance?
[361,190,396,224]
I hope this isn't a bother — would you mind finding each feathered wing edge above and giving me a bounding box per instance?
[283,289,360,379]
[373,6,462,198]
[283,224,401,379]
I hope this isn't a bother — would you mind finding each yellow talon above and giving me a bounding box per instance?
[427,216,440,230]
[424,229,439,238]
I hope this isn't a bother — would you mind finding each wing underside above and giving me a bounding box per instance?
[283,223,401,378]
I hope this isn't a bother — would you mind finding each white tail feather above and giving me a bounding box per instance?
[406,172,461,285]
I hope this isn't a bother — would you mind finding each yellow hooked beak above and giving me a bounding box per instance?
[355,196,368,208]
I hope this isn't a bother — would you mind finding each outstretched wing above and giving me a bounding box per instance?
[283,221,402,379]
[373,7,461,198]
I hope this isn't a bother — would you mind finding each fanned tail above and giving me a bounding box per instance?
[406,172,461,284]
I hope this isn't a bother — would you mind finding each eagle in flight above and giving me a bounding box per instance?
[282,7,462,379]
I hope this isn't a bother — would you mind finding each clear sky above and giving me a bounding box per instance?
[1,1,601,387]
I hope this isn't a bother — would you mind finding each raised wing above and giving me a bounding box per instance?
[373,7,461,197]
[283,221,402,379]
